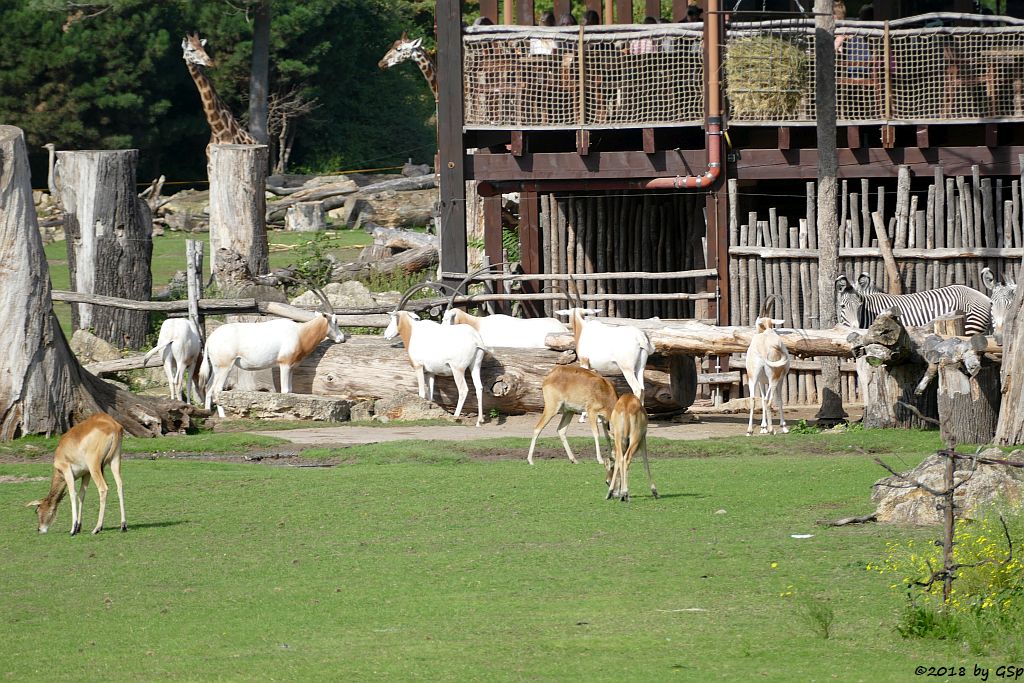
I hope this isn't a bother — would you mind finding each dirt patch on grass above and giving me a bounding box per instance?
[0,475,48,484]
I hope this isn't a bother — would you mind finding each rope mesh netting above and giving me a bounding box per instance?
[462,15,1024,128]
[463,25,704,128]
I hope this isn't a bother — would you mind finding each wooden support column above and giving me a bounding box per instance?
[645,0,661,19]
[480,0,498,23]
[777,127,791,150]
[437,0,468,288]
[483,196,505,310]
[519,189,543,316]
[986,124,999,148]
[643,128,656,154]
[916,125,930,148]
[577,129,591,156]
[847,126,862,149]
[517,0,535,24]
[615,0,632,22]
[511,131,527,157]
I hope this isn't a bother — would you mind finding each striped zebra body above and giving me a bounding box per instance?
[836,278,992,335]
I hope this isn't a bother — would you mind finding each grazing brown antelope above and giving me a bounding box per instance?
[606,393,659,502]
[526,365,618,466]
[27,412,126,535]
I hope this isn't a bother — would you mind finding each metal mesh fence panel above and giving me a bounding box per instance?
[463,25,704,128]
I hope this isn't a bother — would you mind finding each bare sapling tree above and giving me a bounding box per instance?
[0,126,193,439]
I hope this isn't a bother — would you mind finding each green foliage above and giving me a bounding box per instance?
[798,596,837,640]
[289,232,339,289]
[502,226,521,262]
[1,0,436,184]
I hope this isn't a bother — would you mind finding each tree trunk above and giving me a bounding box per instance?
[248,0,271,145]
[0,126,193,439]
[55,149,153,350]
[814,0,846,424]
[939,363,1000,446]
[996,277,1024,444]
[288,336,691,414]
[208,143,269,280]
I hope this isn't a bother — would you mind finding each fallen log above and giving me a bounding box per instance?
[332,245,438,282]
[544,319,1001,359]
[266,174,435,222]
[289,336,693,414]
[369,223,438,250]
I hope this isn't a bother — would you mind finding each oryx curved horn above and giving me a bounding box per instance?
[395,281,458,313]
[444,262,509,315]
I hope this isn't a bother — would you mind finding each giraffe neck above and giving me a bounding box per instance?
[410,50,438,102]
[186,62,258,145]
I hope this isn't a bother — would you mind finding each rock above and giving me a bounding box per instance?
[872,449,1024,525]
[291,281,391,310]
[213,390,354,421]
[70,329,122,363]
[370,395,459,423]
[350,400,375,422]
[401,162,432,177]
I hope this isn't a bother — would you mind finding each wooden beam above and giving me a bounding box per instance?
[881,124,895,149]
[519,190,542,315]
[916,125,929,148]
[468,146,1024,182]
[986,123,999,148]
[554,0,570,18]
[777,126,792,150]
[847,126,862,149]
[436,0,468,283]
[480,0,498,22]
[642,128,656,154]
[615,0,631,23]
[510,131,526,157]
[577,129,591,156]
[645,0,661,19]
[517,0,535,25]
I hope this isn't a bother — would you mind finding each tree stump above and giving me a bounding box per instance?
[933,315,1000,445]
[285,201,326,232]
[0,126,192,438]
[55,149,153,349]
[996,267,1024,445]
[208,144,269,280]
[851,310,937,429]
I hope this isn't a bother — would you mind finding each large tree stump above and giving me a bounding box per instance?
[851,310,937,429]
[996,261,1024,445]
[933,315,1000,445]
[0,126,192,439]
[55,149,153,349]
[208,144,269,280]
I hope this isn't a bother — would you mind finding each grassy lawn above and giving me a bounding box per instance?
[45,229,372,338]
[0,428,1010,681]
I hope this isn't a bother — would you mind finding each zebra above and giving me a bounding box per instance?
[835,274,992,335]
[981,267,1017,345]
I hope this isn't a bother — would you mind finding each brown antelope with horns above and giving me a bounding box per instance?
[745,295,791,436]
[27,413,126,535]
[606,392,659,502]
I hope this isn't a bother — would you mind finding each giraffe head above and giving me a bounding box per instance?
[378,32,424,70]
[182,34,215,68]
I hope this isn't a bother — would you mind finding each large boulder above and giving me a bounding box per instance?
[369,395,459,423]
[213,390,353,421]
[70,329,122,363]
[291,281,393,310]
[872,449,1024,525]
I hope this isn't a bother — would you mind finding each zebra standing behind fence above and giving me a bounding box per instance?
[981,267,1017,345]
[835,274,992,335]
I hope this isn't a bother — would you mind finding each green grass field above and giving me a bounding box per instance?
[45,229,372,338]
[0,428,1012,681]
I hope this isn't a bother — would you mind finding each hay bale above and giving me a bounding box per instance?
[726,35,808,119]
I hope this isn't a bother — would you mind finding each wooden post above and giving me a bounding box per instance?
[814,0,847,424]
[437,0,469,292]
[186,240,205,348]
[208,144,269,280]
[56,149,153,350]
[871,211,903,294]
